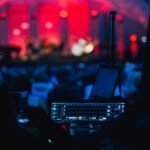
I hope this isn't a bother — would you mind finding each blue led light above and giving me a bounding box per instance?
[17,118,30,124]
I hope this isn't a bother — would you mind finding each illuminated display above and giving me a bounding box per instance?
[51,102,125,123]
[91,65,121,99]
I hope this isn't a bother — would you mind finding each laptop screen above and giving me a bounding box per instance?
[91,65,121,99]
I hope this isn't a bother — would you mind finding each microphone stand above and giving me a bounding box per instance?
[108,11,117,64]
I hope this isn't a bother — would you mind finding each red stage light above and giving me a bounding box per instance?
[117,14,123,23]
[130,43,138,56]
[45,22,53,29]
[0,12,7,19]
[60,10,68,18]
[91,10,99,17]
[101,6,109,13]
[130,34,138,42]
[20,22,29,29]
[12,29,21,36]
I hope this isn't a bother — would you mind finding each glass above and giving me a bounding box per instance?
[16,91,30,124]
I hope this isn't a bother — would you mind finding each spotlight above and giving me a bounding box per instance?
[60,10,68,18]
[84,43,94,54]
[116,14,123,23]
[20,22,29,29]
[12,29,21,36]
[91,9,99,17]
[141,36,147,43]
[78,38,87,46]
[130,34,138,42]
[0,12,7,19]
[45,22,53,29]
[71,43,84,57]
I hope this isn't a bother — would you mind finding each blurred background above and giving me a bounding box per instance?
[0,1,150,149]
[0,0,148,105]
[0,0,149,60]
